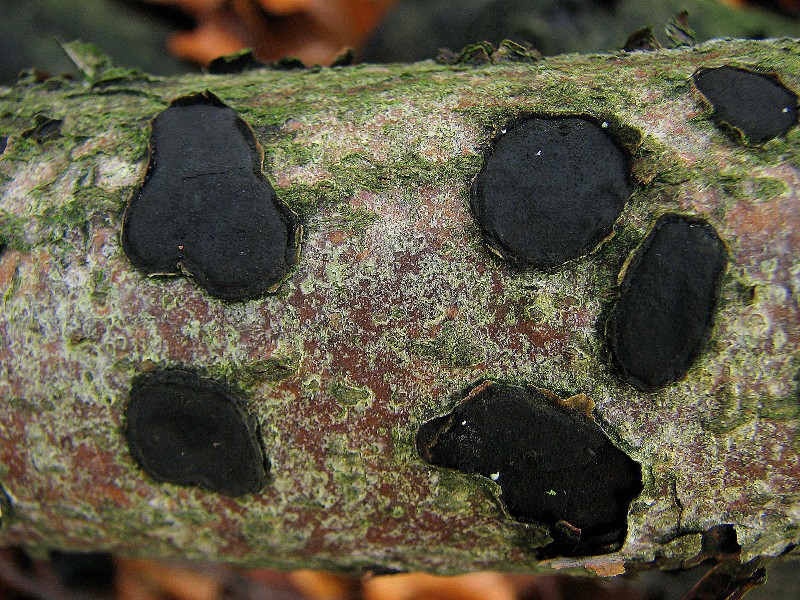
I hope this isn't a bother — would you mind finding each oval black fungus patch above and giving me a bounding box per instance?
[122,92,299,301]
[125,370,269,496]
[693,66,798,144]
[417,382,643,556]
[471,116,631,268]
[607,214,728,391]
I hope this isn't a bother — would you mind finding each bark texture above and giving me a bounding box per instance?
[0,39,799,575]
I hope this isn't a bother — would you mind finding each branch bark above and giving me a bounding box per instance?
[0,38,799,575]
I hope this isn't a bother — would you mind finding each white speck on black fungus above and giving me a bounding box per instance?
[417,382,643,556]
[470,116,631,268]
[693,66,798,144]
[125,370,269,496]
[122,91,299,301]
[607,214,728,391]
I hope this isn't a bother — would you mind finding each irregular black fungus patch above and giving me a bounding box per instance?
[417,382,643,556]
[122,92,299,301]
[471,116,631,268]
[607,214,728,391]
[125,370,269,496]
[0,136,7,154]
[693,66,798,144]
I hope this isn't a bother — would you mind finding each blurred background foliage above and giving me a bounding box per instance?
[0,0,189,84]
[3,545,798,600]
[0,0,798,83]
[361,0,799,61]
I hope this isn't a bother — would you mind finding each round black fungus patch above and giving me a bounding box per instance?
[693,66,798,144]
[122,92,299,301]
[607,214,728,391]
[125,370,269,496]
[417,382,643,556]
[471,116,631,268]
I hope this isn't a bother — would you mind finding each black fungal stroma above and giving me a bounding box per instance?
[607,214,728,391]
[122,91,300,301]
[471,116,631,268]
[417,382,643,556]
[693,65,798,144]
[125,370,269,496]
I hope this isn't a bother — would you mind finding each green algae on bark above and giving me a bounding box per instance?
[1,39,800,575]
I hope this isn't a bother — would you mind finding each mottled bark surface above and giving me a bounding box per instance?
[0,39,799,575]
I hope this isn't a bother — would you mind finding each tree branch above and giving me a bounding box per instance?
[0,38,799,575]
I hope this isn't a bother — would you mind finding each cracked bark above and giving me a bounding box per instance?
[0,38,799,576]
